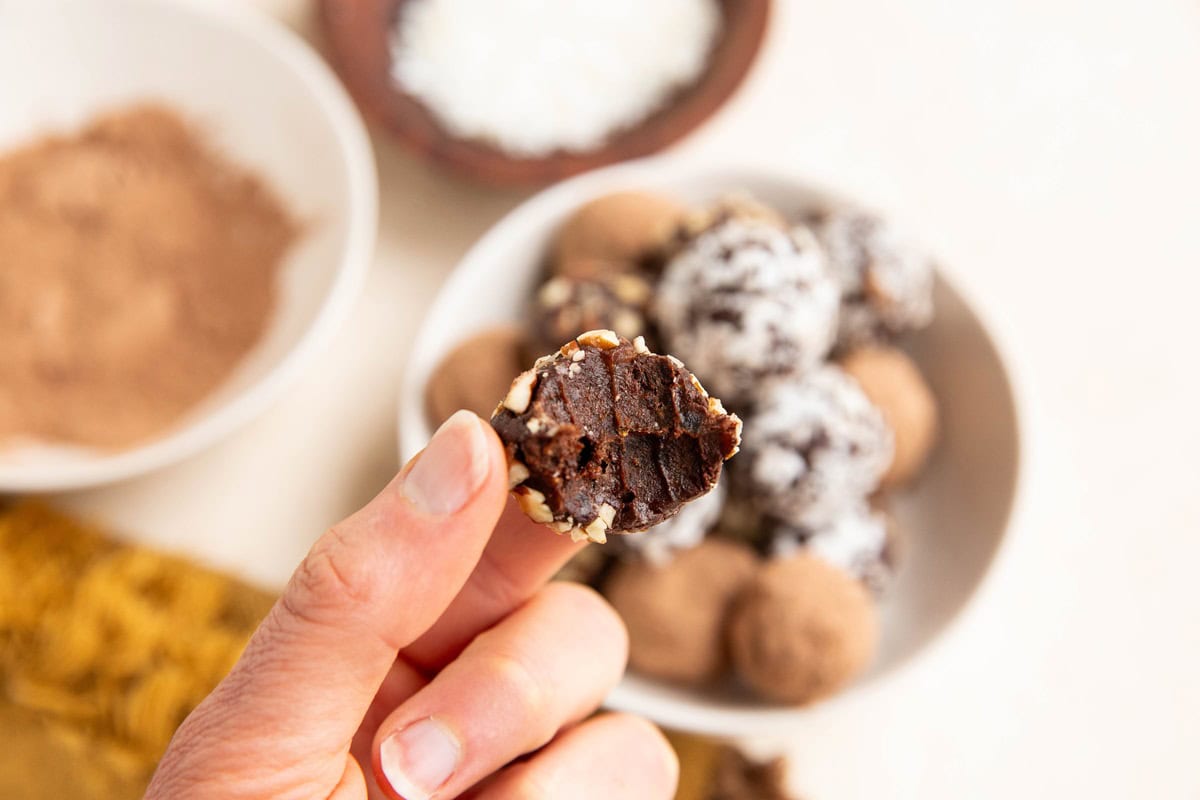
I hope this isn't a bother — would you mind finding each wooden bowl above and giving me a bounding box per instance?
[319,0,770,186]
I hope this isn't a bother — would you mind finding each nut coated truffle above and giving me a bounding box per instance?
[840,345,938,487]
[605,538,758,685]
[736,366,893,528]
[552,190,686,271]
[424,325,528,427]
[810,208,935,350]
[529,273,654,355]
[656,218,839,404]
[491,330,741,543]
[729,553,878,704]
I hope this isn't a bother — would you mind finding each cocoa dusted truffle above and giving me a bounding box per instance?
[809,208,934,349]
[840,345,938,487]
[491,330,741,542]
[655,218,839,404]
[424,325,529,427]
[552,190,685,271]
[735,366,892,529]
[605,538,758,685]
[529,273,654,356]
[729,553,878,704]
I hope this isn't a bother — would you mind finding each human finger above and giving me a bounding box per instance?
[371,582,628,800]
[401,495,584,670]
[466,713,678,800]
[148,411,508,798]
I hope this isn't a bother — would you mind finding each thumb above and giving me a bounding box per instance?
[151,411,508,797]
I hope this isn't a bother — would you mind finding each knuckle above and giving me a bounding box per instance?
[481,649,551,737]
[542,582,629,666]
[281,525,376,628]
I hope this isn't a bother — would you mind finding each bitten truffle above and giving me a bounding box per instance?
[729,553,878,704]
[424,325,529,427]
[840,345,938,487]
[605,538,758,685]
[552,191,685,270]
[491,330,741,542]
[809,208,934,350]
[529,273,654,356]
[656,218,839,403]
[735,366,893,528]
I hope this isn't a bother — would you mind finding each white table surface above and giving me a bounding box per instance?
[55,0,1200,796]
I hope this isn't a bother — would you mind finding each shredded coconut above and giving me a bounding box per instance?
[391,0,722,157]
[737,366,892,528]
[810,209,935,349]
[771,503,887,578]
[656,218,840,403]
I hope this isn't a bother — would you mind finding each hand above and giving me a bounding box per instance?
[146,410,678,800]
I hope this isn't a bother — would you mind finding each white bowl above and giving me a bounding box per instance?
[0,0,376,492]
[399,159,1022,735]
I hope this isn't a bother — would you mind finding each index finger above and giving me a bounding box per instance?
[400,493,587,671]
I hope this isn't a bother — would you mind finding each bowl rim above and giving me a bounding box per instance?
[0,0,378,493]
[320,0,772,186]
[397,156,1028,735]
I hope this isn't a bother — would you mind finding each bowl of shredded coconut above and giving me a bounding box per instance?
[0,0,376,491]
[322,0,770,185]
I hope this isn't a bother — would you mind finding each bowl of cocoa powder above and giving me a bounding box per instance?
[0,0,376,490]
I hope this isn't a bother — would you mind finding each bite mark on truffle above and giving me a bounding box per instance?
[492,330,741,539]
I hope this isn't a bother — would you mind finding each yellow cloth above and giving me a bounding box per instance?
[0,502,274,799]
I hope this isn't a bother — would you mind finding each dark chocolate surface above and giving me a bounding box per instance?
[492,333,740,538]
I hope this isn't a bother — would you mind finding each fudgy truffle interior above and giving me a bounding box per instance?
[493,339,739,533]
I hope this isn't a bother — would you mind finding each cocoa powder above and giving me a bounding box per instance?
[0,105,297,450]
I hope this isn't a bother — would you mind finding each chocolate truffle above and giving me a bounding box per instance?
[554,255,633,282]
[736,366,892,529]
[552,191,685,270]
[605,538,758,685]
[840,345,938,487]
[529,273,654,356]
[708,747,794,800]
[655,218,839,404]
[491,330,742,543]
[729,553,878,704]
[424,325,528,427]
[672,192,789,245]
[809,208,934,349]
[615,480,726,566]
[670,735,799,800]
[769,502,893,593]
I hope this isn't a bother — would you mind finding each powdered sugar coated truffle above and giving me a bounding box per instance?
[811,209,934,349]
[737,366,892,528]
[655,219,839,403]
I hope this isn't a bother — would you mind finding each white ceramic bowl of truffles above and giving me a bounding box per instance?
[398,159,1022,735]
[0,0,376,491]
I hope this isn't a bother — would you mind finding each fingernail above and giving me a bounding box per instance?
[379,717,462,800]
[404,410,489,516]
